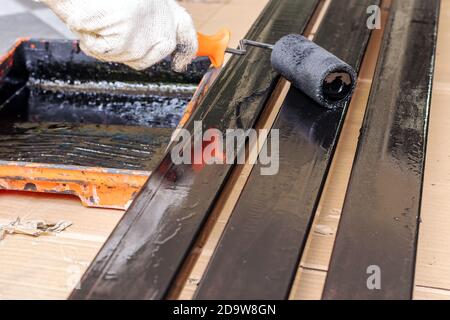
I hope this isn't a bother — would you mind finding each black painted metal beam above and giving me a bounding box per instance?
[194,0,377,300]
[70,0,320,300]
[323,0,440,300]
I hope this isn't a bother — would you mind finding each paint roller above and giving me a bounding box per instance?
[196,28,356,108]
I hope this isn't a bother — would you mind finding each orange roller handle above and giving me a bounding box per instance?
[197,28,231,68]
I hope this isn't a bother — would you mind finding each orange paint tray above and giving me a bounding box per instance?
[0,39,217,209]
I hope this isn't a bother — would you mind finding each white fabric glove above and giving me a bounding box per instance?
[40,0,198,71]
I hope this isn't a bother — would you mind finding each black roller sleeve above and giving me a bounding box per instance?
[271,34,357,108]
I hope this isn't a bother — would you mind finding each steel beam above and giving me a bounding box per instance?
[323,0,440,300]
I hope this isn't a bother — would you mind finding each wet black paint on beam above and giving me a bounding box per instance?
[70,0,320,300]
[323,0,440,300]
[194,0,377,300]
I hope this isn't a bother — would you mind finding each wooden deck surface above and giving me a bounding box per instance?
[1,0,450,300]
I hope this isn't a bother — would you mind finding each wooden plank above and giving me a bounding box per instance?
[323,0,440,300]
[414,286,450,300]
[414,91,450,291]
[0,191,123,300]
[70,0,320,300]
[290,268,327,300]
[414,0,450,296]
[194,0,376,300]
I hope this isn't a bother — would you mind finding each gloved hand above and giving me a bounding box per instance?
[40,0,198,72]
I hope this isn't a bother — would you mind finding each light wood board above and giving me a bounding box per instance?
[0,191,123,299]
[414,0,450,300]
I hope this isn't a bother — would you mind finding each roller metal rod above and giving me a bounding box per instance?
[225,39,274,55]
